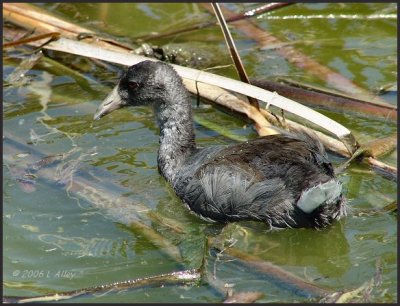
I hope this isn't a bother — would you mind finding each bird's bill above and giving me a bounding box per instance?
[93,85,125,120]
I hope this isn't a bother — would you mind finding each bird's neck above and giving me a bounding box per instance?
[155,86,196,183]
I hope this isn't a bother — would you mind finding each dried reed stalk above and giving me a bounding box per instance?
[200,3,389,105]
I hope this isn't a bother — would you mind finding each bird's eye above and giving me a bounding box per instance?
[128,81,139,89]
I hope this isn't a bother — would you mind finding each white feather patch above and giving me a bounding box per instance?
[297,179,342,213]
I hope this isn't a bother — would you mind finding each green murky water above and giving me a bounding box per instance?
[3,3,397,303]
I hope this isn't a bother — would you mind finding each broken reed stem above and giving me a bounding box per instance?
[367,157,397,181]
[5,51,43,84]
[211,2,260,110]
[337,134,397,178]
[200,3,387,104]
[226,3,294,23]
[251,79,396,121]
[222,246,332,298]
[3,269,201,303]
[3,32,60,48]
[360,135,397,158]
[3,3,94,37]
[3,3,128,54]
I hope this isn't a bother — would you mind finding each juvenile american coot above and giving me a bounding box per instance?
[94,60,346,229]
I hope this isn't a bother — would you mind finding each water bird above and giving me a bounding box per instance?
[94,60,346,229]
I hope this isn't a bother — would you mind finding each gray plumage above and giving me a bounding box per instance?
[94,60,346,229]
